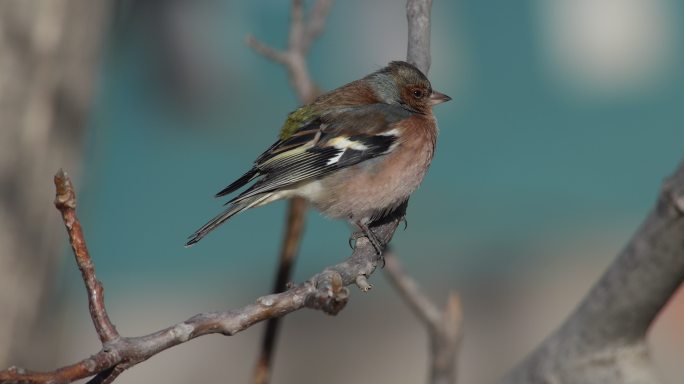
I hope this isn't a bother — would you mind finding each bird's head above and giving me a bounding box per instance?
[367,61,451,114]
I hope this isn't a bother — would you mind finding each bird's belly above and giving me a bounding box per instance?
[305,145,433,222]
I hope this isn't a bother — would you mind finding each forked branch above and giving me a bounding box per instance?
[246,0,333,103]
[0,170,398,384]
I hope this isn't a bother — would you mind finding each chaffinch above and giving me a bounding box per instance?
[187,61,450,253]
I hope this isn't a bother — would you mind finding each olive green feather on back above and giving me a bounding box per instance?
[280,106,317,139]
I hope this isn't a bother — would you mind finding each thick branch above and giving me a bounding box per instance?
[502,159,684,384]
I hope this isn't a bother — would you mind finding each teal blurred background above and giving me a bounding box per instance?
[19,0,684,382]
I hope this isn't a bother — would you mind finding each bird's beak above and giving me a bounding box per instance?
[429,91,452,106]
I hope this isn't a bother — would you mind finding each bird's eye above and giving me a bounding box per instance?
[412,89,424,99]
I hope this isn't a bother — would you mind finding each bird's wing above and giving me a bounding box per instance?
[217,104,412,203]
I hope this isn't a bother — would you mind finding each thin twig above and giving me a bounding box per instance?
[303,0,334,52]
[53,169,119,344]
[384,253,462,384]
[244,36,288,64]
[0,170,397,384]
[245,0,331,102]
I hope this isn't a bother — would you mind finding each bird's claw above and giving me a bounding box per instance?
[350,228,384,256]
[348,232,362,249]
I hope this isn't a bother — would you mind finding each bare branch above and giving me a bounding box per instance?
[0,170,395,384]
[246,0,333,103]
[53,169,119,344]
[407,0,433,74]
[304,0,335,52]
[245,35,288,65]
[385,253,462,384]
[384,253,442,326]
[288,0,305,53]
[502,159,684,384]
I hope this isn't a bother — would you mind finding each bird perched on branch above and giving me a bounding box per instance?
[187,61,450,253]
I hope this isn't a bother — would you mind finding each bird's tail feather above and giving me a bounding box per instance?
[215,168,258,197]
[185,194,269,246]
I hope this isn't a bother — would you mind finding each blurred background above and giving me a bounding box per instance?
[1,0,683,383]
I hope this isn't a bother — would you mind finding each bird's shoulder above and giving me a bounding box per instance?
[278,80,378,138]
[318,103,412,138]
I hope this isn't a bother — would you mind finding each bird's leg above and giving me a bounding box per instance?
[351,221,384,255]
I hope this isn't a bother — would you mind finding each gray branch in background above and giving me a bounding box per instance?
[246,0,333,103]
[502,159,684,384]
[384,253,463,384]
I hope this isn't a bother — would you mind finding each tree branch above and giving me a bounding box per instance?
[245,0,331,103]
[406,0,433,74]
[385,253,463,384]
[501,159,684,384]
[0,170,396,384]
[53,169,119,344]
[304,0,334,52]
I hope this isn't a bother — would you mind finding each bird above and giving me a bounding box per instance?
[186,60,450,254]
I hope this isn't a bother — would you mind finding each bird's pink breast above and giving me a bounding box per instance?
[309,114,437,222]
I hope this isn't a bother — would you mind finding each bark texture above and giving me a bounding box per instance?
[502,160,684,384]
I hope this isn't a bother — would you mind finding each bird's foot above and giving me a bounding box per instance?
[350,222,384,256]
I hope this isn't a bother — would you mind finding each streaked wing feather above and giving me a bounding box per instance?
[218,103,409,204]
[215,168,258,197]
[227,146,341,203]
